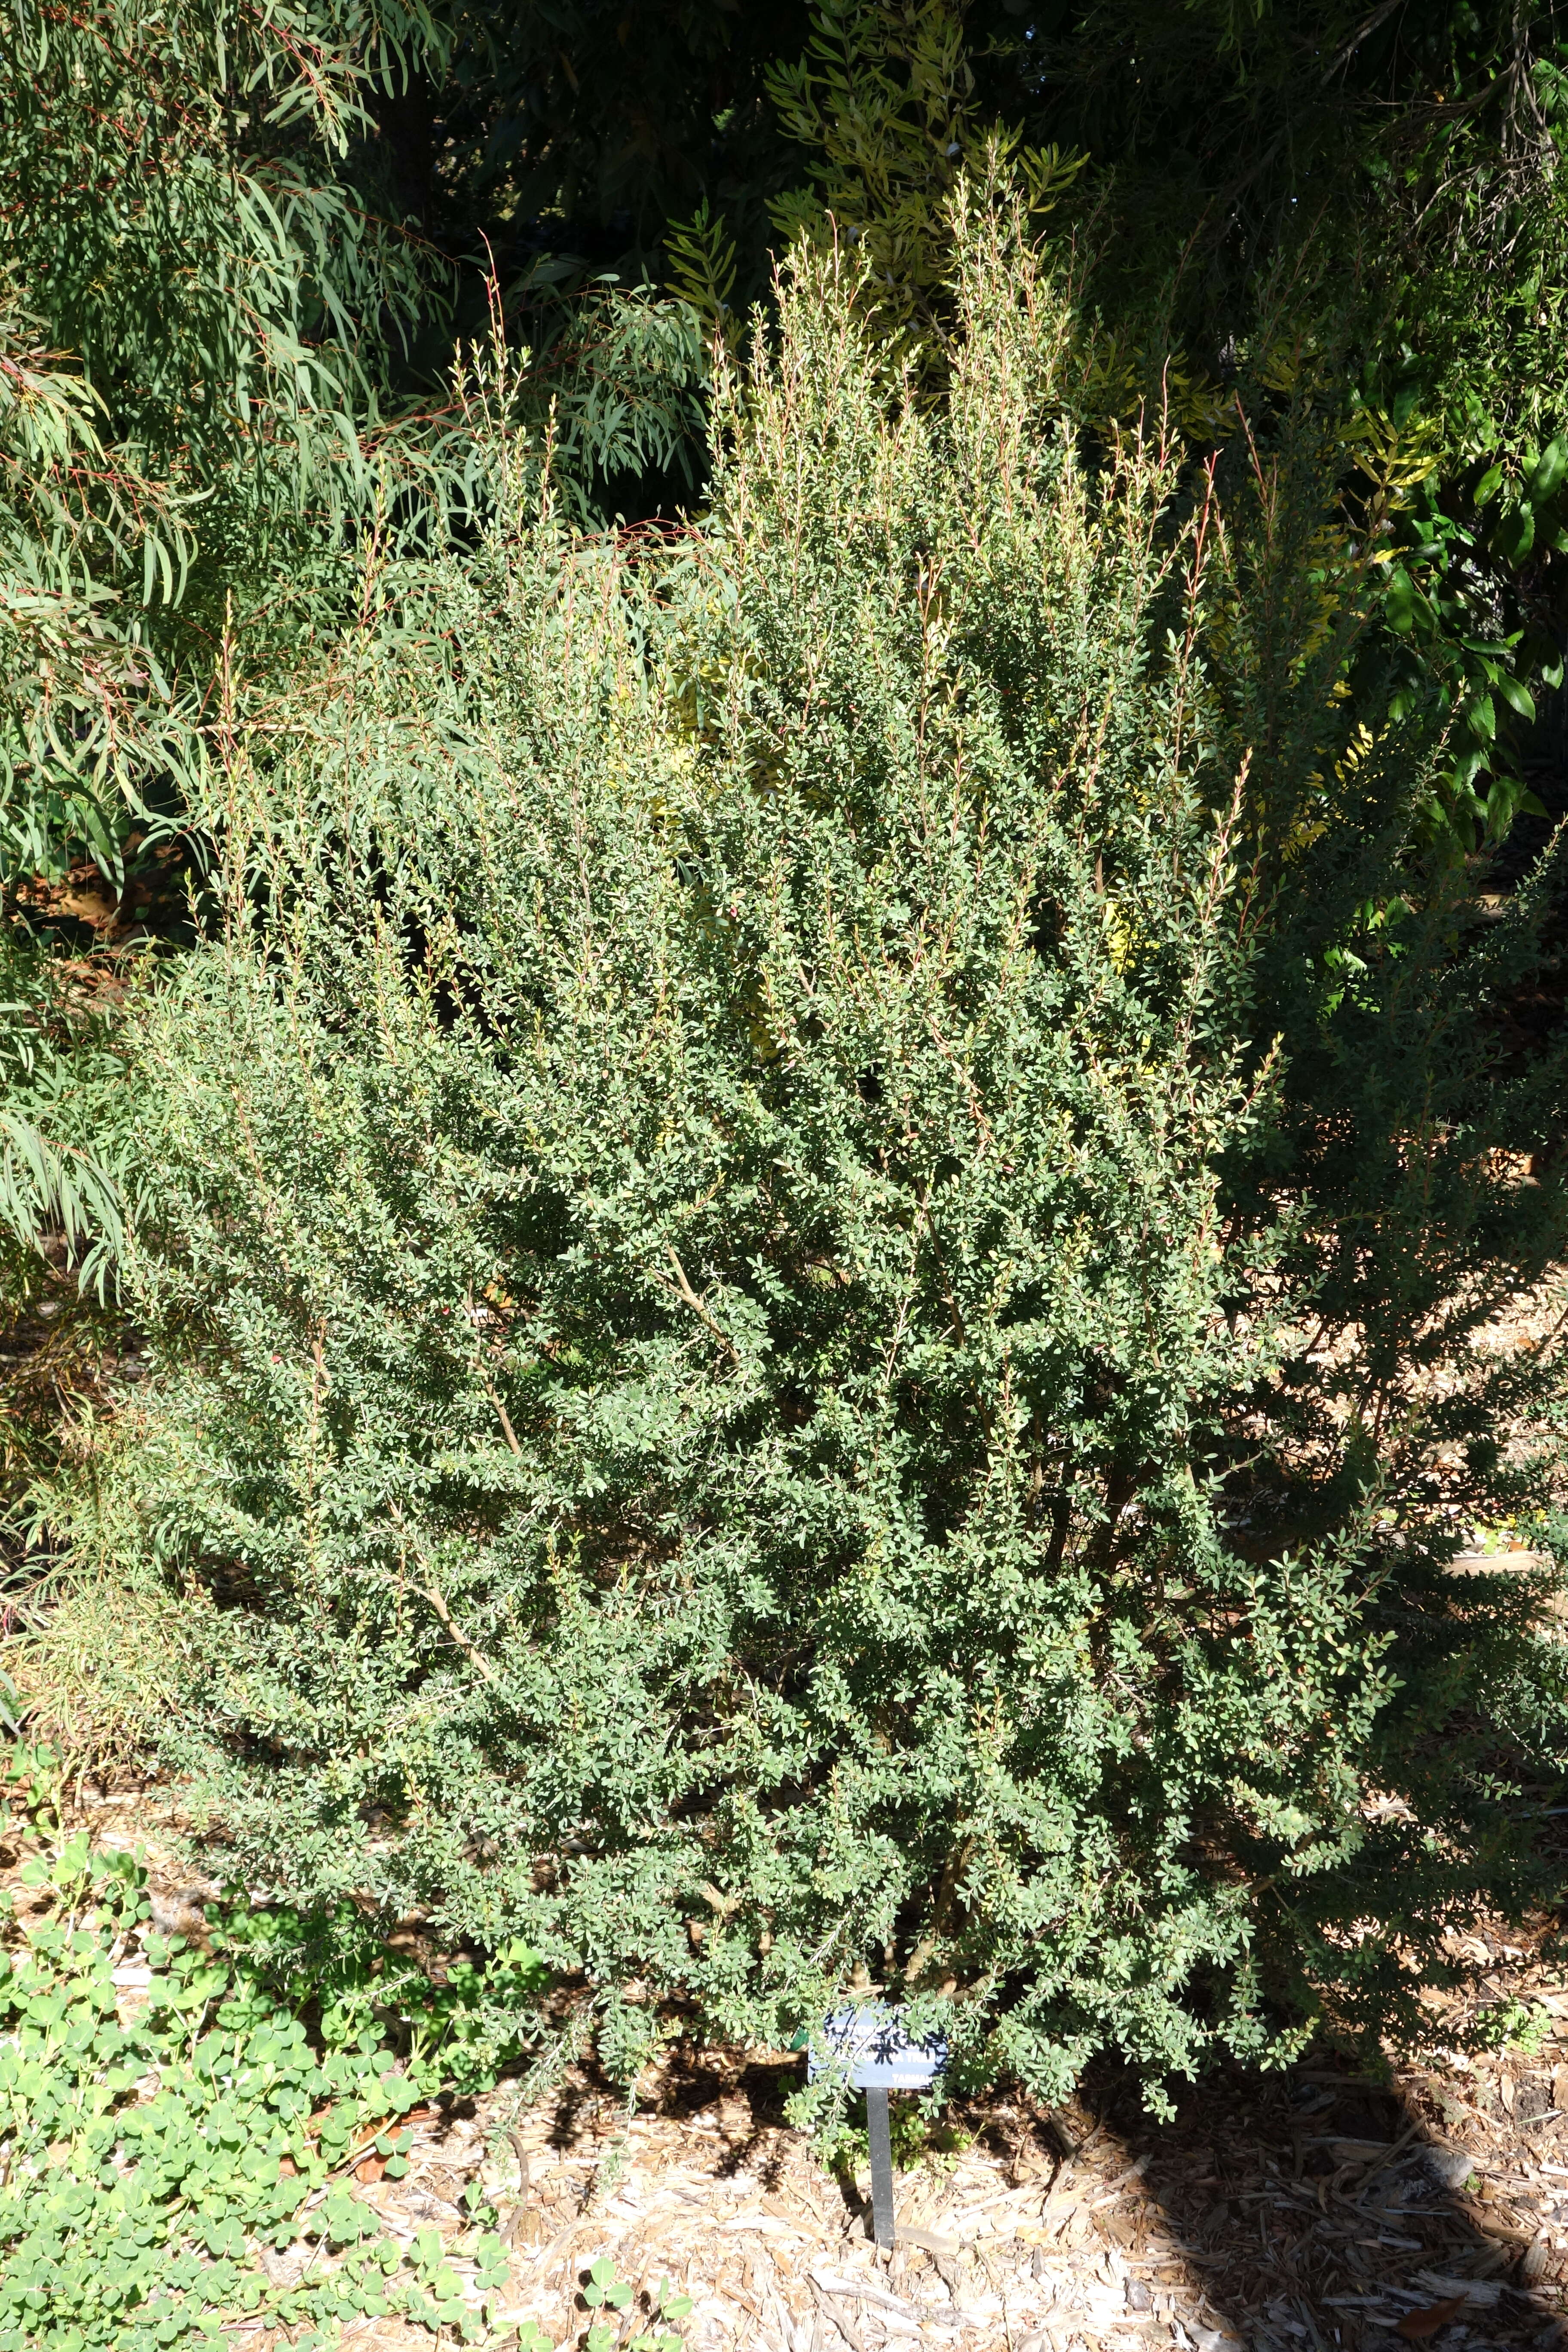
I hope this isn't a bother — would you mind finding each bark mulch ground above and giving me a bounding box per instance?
[297,1930,1568,2352]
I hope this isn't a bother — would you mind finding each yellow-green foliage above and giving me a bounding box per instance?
[765,0,1084,364]
[0,1761,555,2349]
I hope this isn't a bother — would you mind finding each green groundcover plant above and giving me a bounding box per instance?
[0,1749,563,2350]
[41,179,1568,2117]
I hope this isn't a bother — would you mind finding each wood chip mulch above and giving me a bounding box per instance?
[303,1925,1568,2352]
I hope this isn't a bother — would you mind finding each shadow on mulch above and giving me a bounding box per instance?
[1062,2052,1568,2352]
[484,2002,1568,2349]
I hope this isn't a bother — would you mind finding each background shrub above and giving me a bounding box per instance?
[46,189,1568,2112]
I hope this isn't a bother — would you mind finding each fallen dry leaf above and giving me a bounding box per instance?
[355,2153,388,2185]
[1396,2294,1469,2340]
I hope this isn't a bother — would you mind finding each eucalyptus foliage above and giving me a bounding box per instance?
[0,0,721,1316]
[0,0,449,873]
[52,191,1568,2110]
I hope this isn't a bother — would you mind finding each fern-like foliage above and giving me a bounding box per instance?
[766,0,1084,364]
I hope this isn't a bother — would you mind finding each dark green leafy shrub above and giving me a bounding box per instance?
[49,185,1568,2113]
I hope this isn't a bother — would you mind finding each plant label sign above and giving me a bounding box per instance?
[809,2004,949,2089]
[809,2006,949,2247]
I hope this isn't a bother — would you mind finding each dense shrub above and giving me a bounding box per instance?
[48,190,1568,2112]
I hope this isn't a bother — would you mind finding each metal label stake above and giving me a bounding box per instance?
[864,2083,896,2249]
[809,2005,949,2252]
